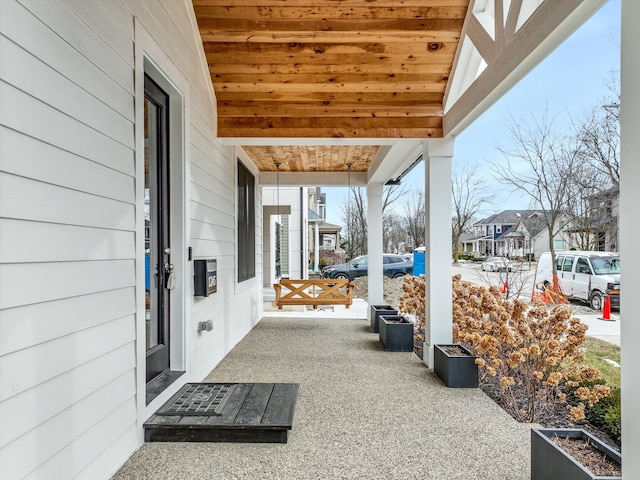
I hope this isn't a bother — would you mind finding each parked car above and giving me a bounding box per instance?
[481,256,512,272]
[321,254,413,281]
[533,251,620,310]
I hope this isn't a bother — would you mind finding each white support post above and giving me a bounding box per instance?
[620,1,639,475]
[367,183,384,315]
[423,138,454,367]
[314,222,320,273]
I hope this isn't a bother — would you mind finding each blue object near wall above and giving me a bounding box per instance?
[145,254,150,290]
[413,247,425,276]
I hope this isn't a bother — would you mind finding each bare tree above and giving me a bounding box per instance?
[567,75,620,250]
[576,106,619,187]
[383,213,405,253]
[382,184,408,211]
[576,73,620,187]
[563,161,614,251]
[341,187,367,260]
[451,162,493,262]
[402,188,425,249]
[340,184,407,259]
[492,109,580,282]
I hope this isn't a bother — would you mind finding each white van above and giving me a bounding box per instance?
[532,251,620,310]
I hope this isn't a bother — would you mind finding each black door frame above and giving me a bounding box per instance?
[144,74,171,384]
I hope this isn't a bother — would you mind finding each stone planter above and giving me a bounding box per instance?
[379,315,414,352]
[531,428,621,480]
[370,304,398,333]
[433,344,478,388]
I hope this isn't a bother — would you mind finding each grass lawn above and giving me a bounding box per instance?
[583,337,620,388]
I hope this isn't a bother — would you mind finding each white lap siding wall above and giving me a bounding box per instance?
[0,1,262,479]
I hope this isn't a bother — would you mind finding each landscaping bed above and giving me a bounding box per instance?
[379,274,621,452]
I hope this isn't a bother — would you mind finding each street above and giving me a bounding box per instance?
[452,261,620,346]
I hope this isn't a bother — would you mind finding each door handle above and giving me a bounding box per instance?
[164,263,176,289]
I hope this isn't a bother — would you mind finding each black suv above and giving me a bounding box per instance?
[321,254,413,281]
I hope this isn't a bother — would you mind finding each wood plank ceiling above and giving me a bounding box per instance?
[193,0,469,173]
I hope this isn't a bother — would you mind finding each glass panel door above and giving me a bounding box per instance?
[144,75,171,384]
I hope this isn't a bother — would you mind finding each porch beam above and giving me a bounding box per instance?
[260,171,368,187]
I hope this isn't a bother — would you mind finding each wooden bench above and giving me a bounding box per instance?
[273,279,354,310]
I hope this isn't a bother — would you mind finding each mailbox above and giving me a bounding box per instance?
[194,259,217,297]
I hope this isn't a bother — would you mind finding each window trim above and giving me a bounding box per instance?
[237,159,256,283]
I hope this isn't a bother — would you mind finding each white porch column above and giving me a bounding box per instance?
[620,1,639,475]
[367,183,384,313]
[423,138,454,367]
[314,222,319,272]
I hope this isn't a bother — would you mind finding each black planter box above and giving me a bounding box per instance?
[379,315,413,352]
[370,304,398,333]
[433,344,478,388]
[531,428,621,480]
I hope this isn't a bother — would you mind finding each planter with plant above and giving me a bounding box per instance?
[531,428,621,480]
[379,314,414,352]
[433,343,478,388]
[370,304,397,333]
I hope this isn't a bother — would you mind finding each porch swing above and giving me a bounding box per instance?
[273,162,354,310]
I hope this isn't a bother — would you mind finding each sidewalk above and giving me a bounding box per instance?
[575,311,621,346]
[113,307,533,479]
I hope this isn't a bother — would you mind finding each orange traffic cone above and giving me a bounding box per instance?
[599,295,613,321]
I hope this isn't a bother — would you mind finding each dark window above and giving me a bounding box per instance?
[555,256,564,271]
[576,257,591,274]
[237,160,255,282]
[385,256,403,264]
[562,257,574,272]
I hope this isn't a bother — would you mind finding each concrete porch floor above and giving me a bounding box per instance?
[113,300,533,479]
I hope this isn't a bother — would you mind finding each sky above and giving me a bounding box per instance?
[324,0,621,227]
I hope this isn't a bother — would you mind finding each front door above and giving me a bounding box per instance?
[145,75,172,383]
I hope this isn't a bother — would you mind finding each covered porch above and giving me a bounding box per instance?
[114,302,532,479]
[2,0,637,478]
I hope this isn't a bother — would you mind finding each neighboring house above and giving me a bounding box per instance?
[263,186,337,281]
[263,186,306,285]
[504,211,573,261]
[471,210,572,260]
[594,186,619,251]
[318,222,343,252]
[308,204,324,272]
[457,232,477,256]
[565,186,619,252]
[310,187,345,270]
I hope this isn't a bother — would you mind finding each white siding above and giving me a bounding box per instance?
[0,1,262,480]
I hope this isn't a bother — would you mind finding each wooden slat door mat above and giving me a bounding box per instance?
[144,383,299,443]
